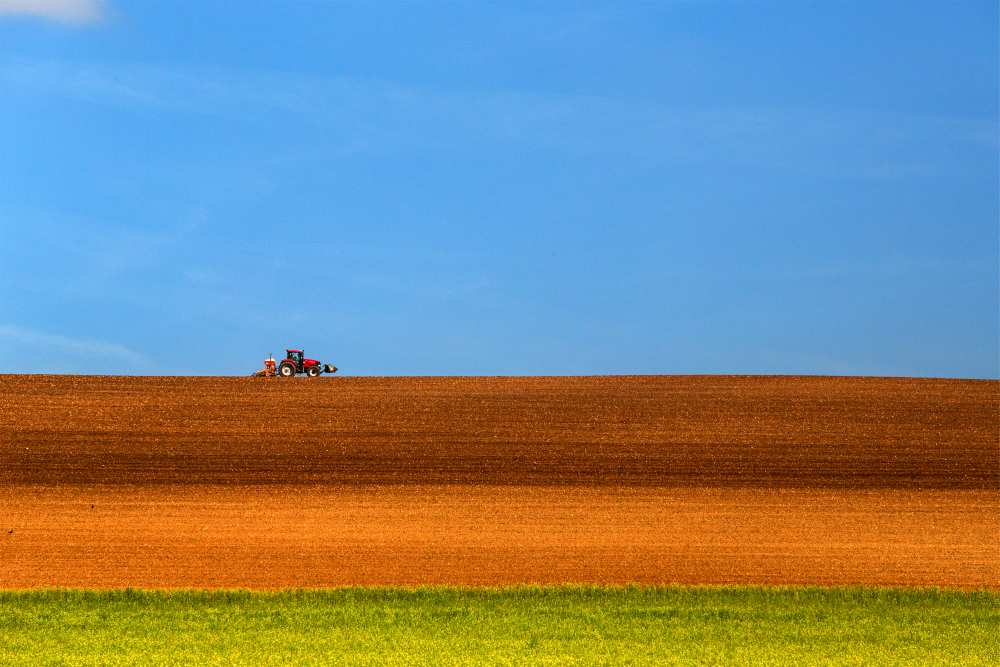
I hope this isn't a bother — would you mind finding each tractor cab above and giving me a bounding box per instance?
[286,349,304,371]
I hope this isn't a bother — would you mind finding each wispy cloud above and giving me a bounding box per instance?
[0,324,147,368]
[0,0,105,25]
[1,59,992,178]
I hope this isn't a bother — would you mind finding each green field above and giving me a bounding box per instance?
[0,587,996,665]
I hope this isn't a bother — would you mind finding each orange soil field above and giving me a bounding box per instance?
[1,375,997,588]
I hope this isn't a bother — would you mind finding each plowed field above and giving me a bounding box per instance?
[1,375,997,588]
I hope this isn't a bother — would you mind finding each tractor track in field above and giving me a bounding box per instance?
[1,375,997,588]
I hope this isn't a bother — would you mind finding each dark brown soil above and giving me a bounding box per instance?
[3,375,996,489]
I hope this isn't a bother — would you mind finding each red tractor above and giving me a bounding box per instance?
[252,349,338,378]
[277,349,337,377]
[246,349,337,378]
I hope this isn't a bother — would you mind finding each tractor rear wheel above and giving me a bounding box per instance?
[278,362,296,377]
[306,366,321,378]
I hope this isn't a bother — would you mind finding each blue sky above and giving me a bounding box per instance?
[1,1,997,377]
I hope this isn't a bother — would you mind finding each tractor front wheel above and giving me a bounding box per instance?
[278,362,296,377]
[306,366,321,378]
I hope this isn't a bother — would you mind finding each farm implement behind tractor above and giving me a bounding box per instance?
[253,349,338,378]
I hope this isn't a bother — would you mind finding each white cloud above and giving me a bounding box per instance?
[0,0,104,25]
[0,324,147,368]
